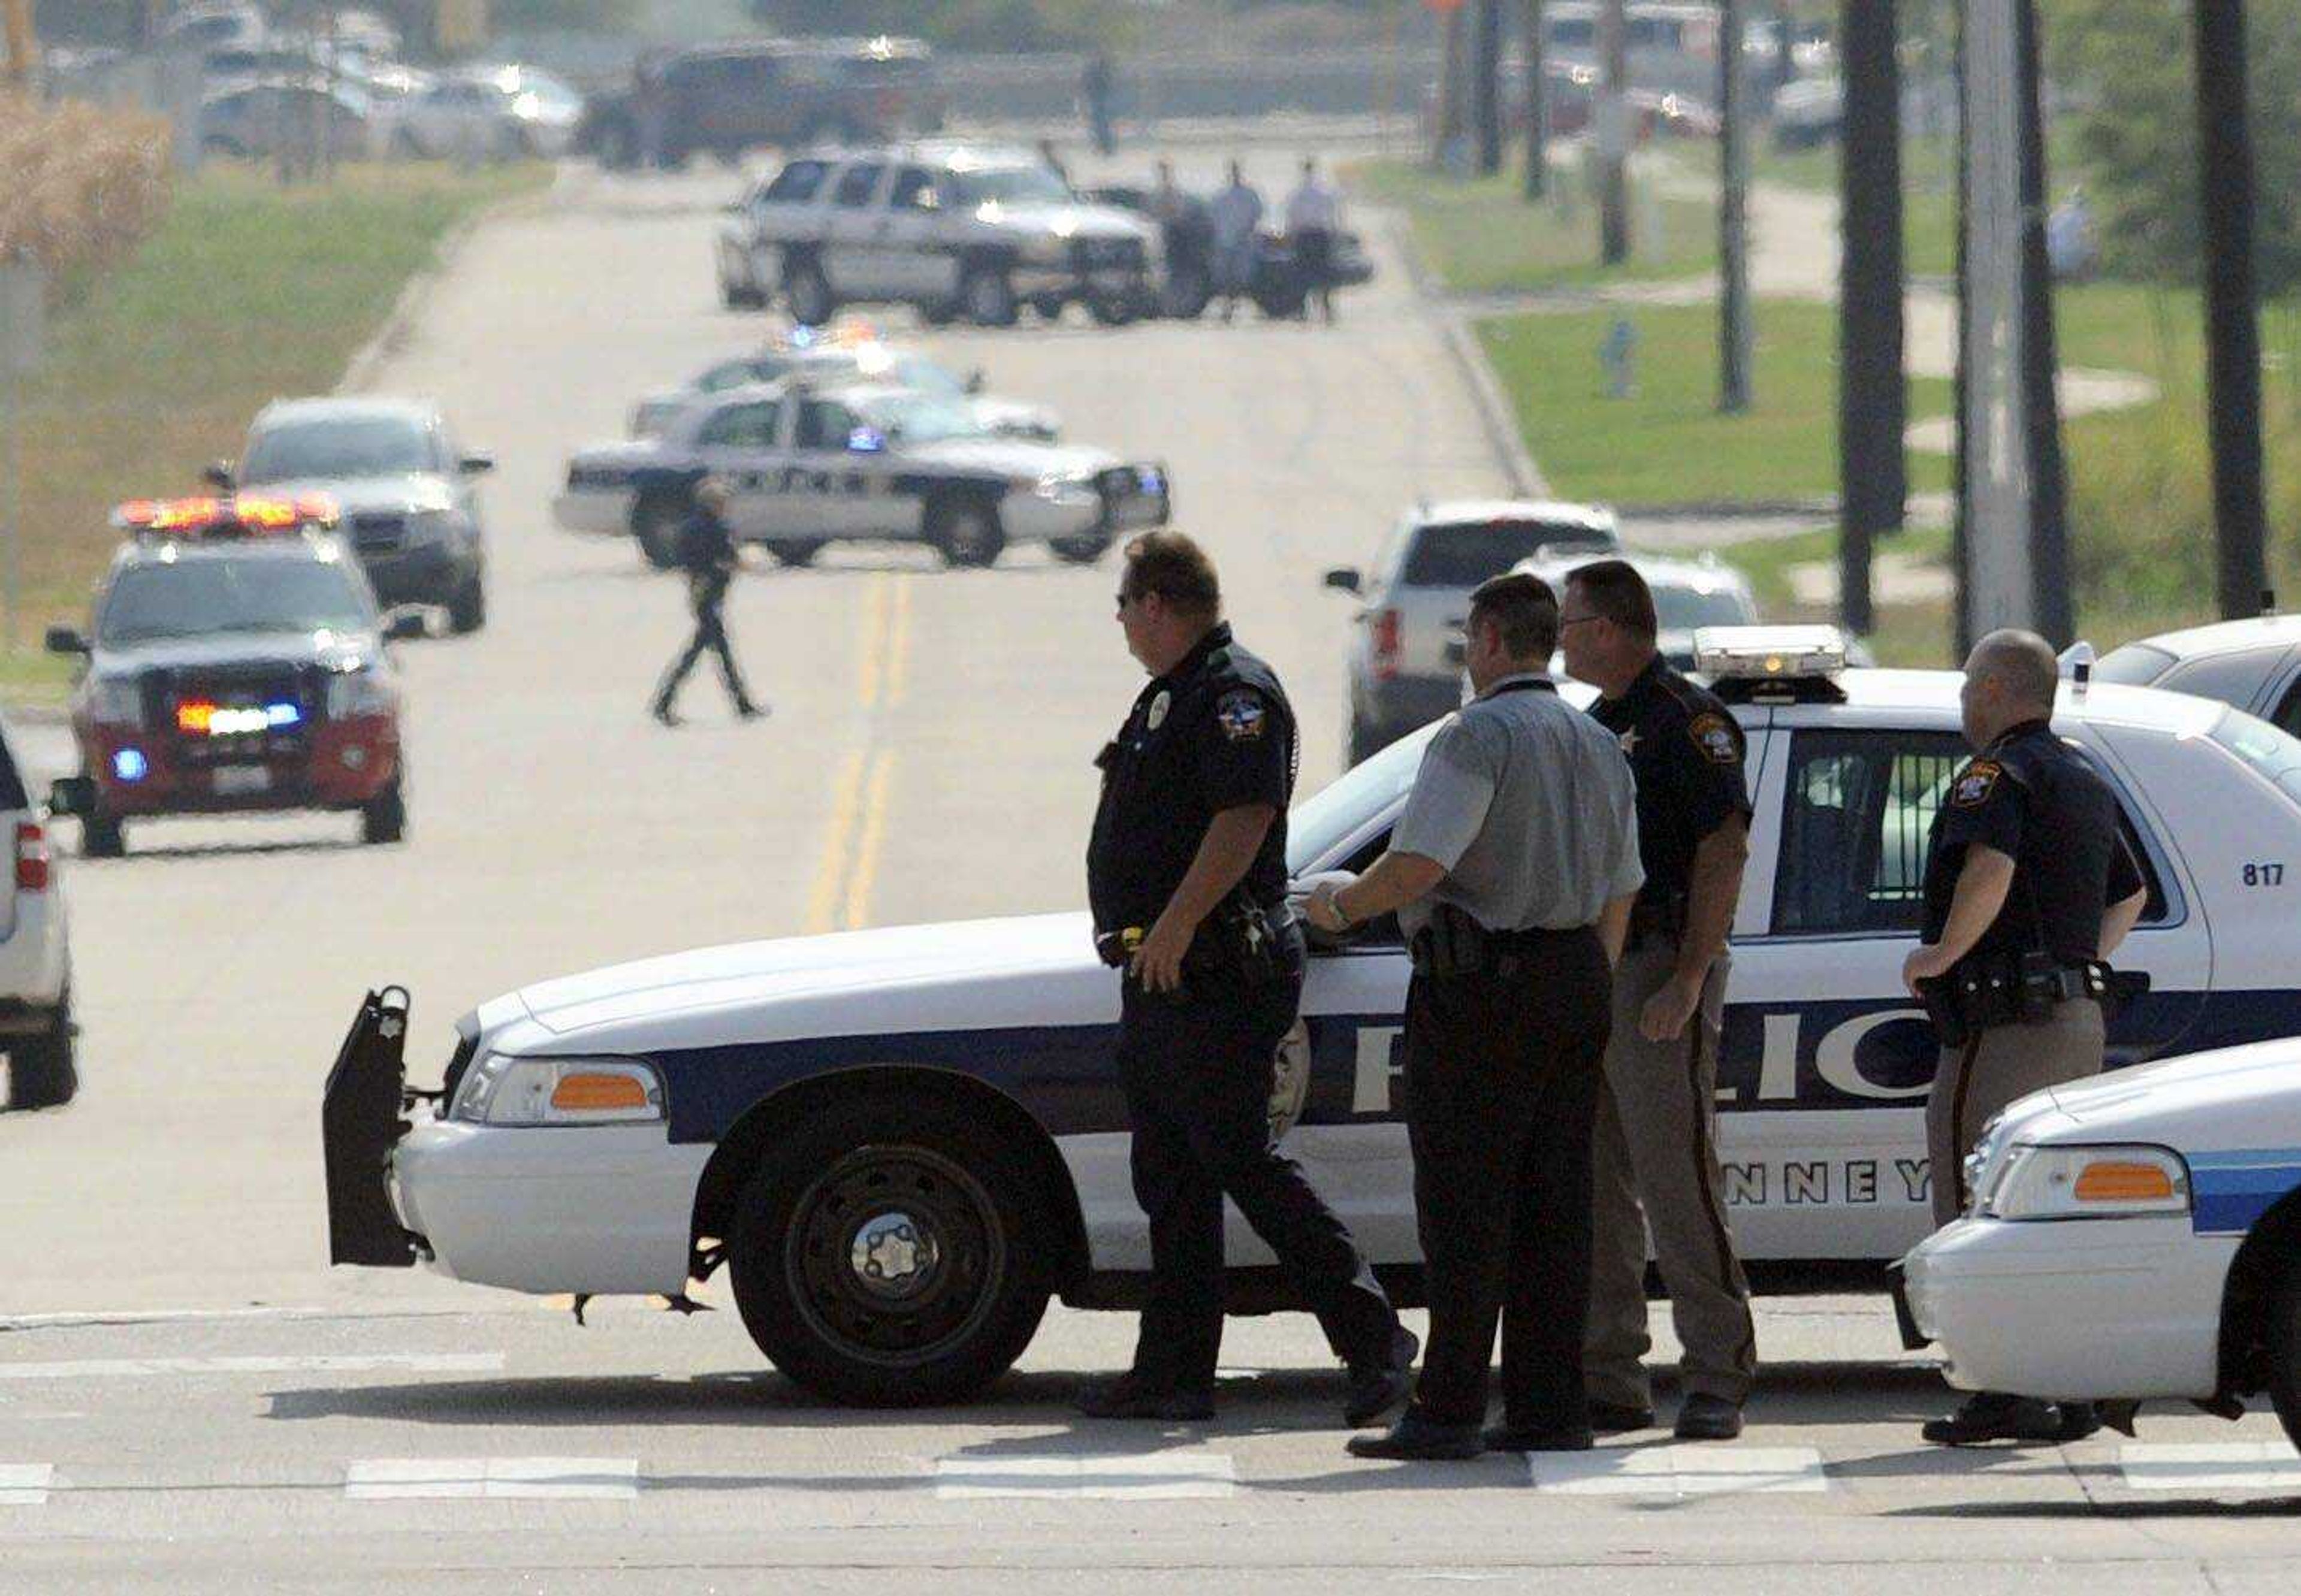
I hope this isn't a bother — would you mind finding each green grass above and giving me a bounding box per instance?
[1475,300,1954,505]
[1345,157,1717,295]
[0,160,549,697]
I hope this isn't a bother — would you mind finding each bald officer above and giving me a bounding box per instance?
[1309,572,1643,1461]
[1904,628,2148,1446]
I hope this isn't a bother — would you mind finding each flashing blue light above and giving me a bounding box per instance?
[789,324,818,347]
[113,748,149,783]
[1137,466,1164,494]
[846,427,886,454]
[267,702,301,729]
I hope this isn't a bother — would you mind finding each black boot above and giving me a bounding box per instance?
[1921,1391,2066,1446]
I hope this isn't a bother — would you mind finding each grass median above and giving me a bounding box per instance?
[0,159,549,706]
[1346,156,1716,295]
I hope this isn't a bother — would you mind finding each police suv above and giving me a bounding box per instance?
[323,630,2301,1406]
[47,495,424,857]
[555,377,1168,570]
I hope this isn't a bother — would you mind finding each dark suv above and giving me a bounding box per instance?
[579,37,943,170]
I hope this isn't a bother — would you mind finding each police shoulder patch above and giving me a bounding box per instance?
[1950,760,2002,808]
[1687,712,1740,764]
[1215,688,1268,742]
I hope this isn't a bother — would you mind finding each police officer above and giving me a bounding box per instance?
[1560,560,1757,1443]
[650,476,763,726]
[1082,531,1416,1425]
[1309,573,1643,1460]
[1904,628,2148,1446]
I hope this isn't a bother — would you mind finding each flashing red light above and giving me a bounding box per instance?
[14,821,50,893]
[111,493,340,538]
[1369,609,1403,681]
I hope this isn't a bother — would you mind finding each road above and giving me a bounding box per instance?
[1,140,2296,1589]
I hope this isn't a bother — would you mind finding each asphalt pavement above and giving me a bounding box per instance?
[1,139,2295,1589]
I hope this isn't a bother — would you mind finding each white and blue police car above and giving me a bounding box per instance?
[323,629,2301,1405]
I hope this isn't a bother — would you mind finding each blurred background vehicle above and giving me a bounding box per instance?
[0,714,73,1113]
[199,77,380,162]
[2091,613,2301,736]
[395,65,582,162]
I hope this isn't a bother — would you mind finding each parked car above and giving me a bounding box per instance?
[2089,614,2301,738]
[200,80,379,162]
[577,37,943,171]
[394,66,580,161]
[1322,501,1623,765]
[1469,548,1758,675]
[0,714,72,1112]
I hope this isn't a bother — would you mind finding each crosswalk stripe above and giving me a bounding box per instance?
[934,1450,1237,1500]
[0,1465,53,1506]
[346,1458,639,1501]
[0,1353,503,1382]
[2119,1443,2301,1492]
[1526,1444,1830,1496]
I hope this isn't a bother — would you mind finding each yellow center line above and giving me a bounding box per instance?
[884,573,914,708]
[843,749,895,931]
[856,572,892,710]
[807,572,910,933]
[805,746,870,934]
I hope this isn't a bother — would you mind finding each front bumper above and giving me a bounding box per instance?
[554,487,638,537]
[1899,1214,2236,1400]
[1001,462,1170,545]
[87,715,400,818]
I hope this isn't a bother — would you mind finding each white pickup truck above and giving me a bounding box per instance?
[0,714,72,1111]
[735,144,1162,328]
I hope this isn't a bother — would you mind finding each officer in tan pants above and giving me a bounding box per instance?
[1561,563,1756,1443]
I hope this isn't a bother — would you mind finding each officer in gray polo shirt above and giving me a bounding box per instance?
[1307,572,1643,1461]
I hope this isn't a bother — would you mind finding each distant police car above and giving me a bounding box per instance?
[1898,1026,2301,1453]
[555,377,1167,570]
[47,495,424,857]
[2090,613,2301,736]
[322,630,2301,1405]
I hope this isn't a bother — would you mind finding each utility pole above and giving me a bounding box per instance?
[1598,0,1629,264]
[2,0,34,89]
[1522,1,1548,200]
[1473,0,1503,173]
[1838,0,1904,638]
[1436,1,1469,164]
[2194,0,2269,620]
[1718,0,1753,412]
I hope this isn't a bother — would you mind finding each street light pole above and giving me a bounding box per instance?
[1598,0,1629,264]
[1719,0,1753,413]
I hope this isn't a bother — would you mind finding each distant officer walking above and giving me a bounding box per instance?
[1560,561,1758,1443]
[1282,156,1343,324]
[1083,531,1416,1425]
[650,477,763,726]
[1906,628,2148,1446]
[1209,160,1264,323]
[1309,573,1642,1460]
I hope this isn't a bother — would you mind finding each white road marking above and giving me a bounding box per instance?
[934,1450,1237,1500]
[1526,1445,1830,1496]
[0,1465,53,1506]
[2119,1443,2301,1492]
[0,1353,503,1382]
[346,1458,639,1501]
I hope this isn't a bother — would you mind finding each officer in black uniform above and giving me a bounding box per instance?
[1082,530,1415,1425]
[1561,560,1758,1443]
[650,476,763,727]
[1904,628,2149,1445]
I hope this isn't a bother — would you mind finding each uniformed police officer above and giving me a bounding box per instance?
[1308,572,1643,1460]
[1560,560,1757,1443]
[1904,628,2148,1446]
[650,477,763,727]
[1082,531,1417,1425]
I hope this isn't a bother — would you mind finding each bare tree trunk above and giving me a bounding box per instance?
[1599,0,1629,264]
[1523,0,1547,199]
[1719,0,1753,412]
[1838,0,1905,637]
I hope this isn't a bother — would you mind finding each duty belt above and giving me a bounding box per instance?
[1410,903,1590,978]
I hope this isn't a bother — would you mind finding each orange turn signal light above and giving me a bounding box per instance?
[550,1071,650,1113]
[2073,1160,2176,1202]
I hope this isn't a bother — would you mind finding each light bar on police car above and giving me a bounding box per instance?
[111,493,341,537]
[1693,625,1850,680]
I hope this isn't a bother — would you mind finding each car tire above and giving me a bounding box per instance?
[1029,294,1066,324]
[446,573,487,634]
[1159,265,1212,320]
[919,300,959,328]
[634,496,685,570]
[769,539,826,568]
[80,807,125,860]
[960,264,1018,328]
[784,257,836,327]
[1047,536,1107,565]
[1085,292,1139,328]
[6,991,77,1112]
[726,1096,1054,1406]
[928,497,1005,569]
[360,781,406,846]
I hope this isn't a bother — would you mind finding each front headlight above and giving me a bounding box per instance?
[86,675,143,726]
[327,663,396,719]
[449,1054,665,1127]
[1985,1143,2191,1221]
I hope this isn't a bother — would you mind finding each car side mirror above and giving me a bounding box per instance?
[1322,567,1361,595]
[965,367,986,395]
[459,452,496,476]
[44,625,89,655]
[48,777,95,819]
[202,460,235,491]
[382,607,429,642]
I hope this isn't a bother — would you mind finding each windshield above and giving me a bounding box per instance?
[951,166,1073,208]
[1286,723,1439,875]
[1654,582,1757,631]
[2209,708,2301,808]
[98,557,372,644]
[860,394,988,445]
[243,415,436,483]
